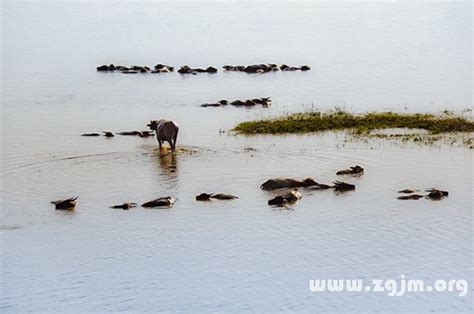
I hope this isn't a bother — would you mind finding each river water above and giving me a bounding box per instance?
[1,1,472,312]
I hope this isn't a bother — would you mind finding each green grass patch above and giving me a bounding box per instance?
[233,110,474,135]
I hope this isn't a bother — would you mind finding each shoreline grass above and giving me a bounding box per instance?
[233,110,474,135]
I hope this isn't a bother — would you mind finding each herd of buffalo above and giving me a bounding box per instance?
[81,131,155,138]
[96,63,311,74]
[201,97,271,108]
[51,158,449,210]
[51,65,448,210]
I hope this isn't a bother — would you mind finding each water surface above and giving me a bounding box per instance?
[1,1,472,312]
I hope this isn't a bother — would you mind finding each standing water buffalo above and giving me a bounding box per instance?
[147,119,179,153]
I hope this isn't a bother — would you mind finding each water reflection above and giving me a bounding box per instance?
[153,150,179,190]
[54,209,76,216]
[156,152,178,176]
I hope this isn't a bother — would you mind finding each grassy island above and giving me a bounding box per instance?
[233,110,474,135]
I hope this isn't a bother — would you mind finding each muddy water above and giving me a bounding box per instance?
[1,1,472,312]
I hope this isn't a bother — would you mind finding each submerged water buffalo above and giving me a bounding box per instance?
[111,202,138,209]
[397,188,448,200]
[97,64,116,71]
[147,119,179,153]
[178,66,217,74]
[268,190,302,206]
[81,133,101,137]
[152,64,175,73]
[260,178,318,190]
[308,183,334,190]
[333,181,356,191]
[201,97,270,108]
[196,193,239,201]
[141,196,175,208]
[336,165,364,175]
[398,189,418,194]
[280,64,311,71]
[96,64,150,73]
[223,64,277,73]
[117,130,154,137]
[139,131,154,137]
[200,100,229,107]
[51,197,78,210]
[223,65,246,71]
[117,131,142,136]
[397,194,424,200]
[231,97,271,107]
[425,188,449,199]
[223,64,310,73]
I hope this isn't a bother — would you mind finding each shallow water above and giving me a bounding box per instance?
[1,1,473,312]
